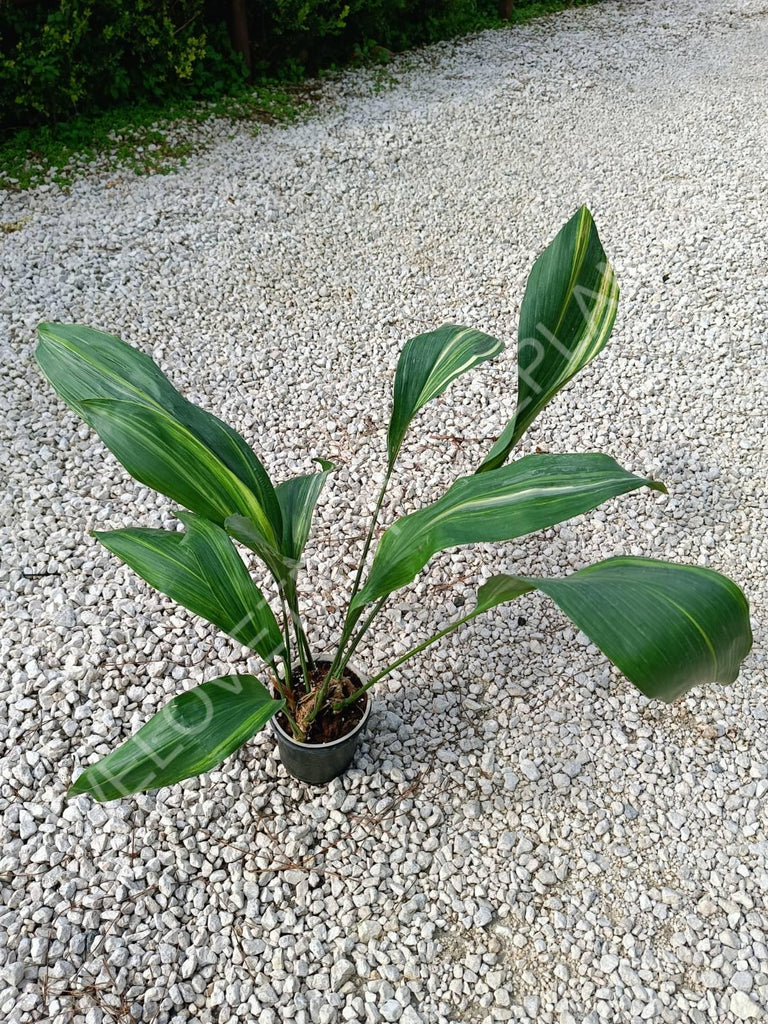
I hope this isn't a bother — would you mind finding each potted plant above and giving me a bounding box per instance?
[36,207,753,801]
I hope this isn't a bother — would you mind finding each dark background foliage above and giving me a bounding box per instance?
[0,0,586,130]
[1,1,244,127]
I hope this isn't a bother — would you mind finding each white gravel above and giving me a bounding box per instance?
[2,0,767,1022]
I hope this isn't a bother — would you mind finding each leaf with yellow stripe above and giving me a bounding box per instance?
[353,453,665,610]
[473,558,753,701]
[81,398,278,544]
[35,323,282,543]
[276,459,335,561]
[479,207,619,471]
[69,675,283,801]
[388,324,505,466]
[95,512,284,665]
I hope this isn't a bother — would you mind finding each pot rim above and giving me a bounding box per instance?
[271,654,371,751]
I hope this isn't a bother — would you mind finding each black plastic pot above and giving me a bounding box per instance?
[271,659,371,786]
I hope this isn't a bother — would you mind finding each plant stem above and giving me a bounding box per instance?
[272,680,300,735]
[332,607,482,711]
[285,578,312,661]
[335,596,387,677]
[285,583,311,693]
[278,590,293,686]
[306,467,396,730]
[264,654,303,737]
[295,634,310,692]
[299,620,315,670]
[277,697,303,740]
[342,467,393,633]
[318,467,395,698]
[270,667,287,699]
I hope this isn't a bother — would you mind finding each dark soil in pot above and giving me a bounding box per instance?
[272,658,370,785]
[276,662,367,744]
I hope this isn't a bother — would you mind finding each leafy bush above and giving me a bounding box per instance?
[1,0,597,128]
[0,0,246,128]
[36,209,752,802]
[245,0,504,74]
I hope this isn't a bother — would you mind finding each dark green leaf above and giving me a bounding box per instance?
[353,453,665,609]
[475,558,753,701]
[95,512,284,664]
[225,513,296,586]
[474,574,535,612]
[69,675,283,802]
[276,459,335,561]
[479,207,619,471]
[389,324,505,466]
[36,323,281,540]
[81,399,277,543]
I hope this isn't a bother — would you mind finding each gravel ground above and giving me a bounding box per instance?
[2,0,767,1021]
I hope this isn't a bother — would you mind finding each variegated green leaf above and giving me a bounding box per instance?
[389,324,505,466]
[225,513,297,586]
[36,323,282,541]
[474,558,752,701]
[69,675,283,801]
[479,207,619,471]
[95,512,284,664]
[80,398,277,542]
[276,459,335,561]
[353,453,665,609]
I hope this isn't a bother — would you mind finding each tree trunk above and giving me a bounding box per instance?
[229,0,252,78]
[498,0,515,19]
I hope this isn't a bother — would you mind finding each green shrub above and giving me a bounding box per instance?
[1,0,598,130]
[247,0,499,74]
[0,0,246,128]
